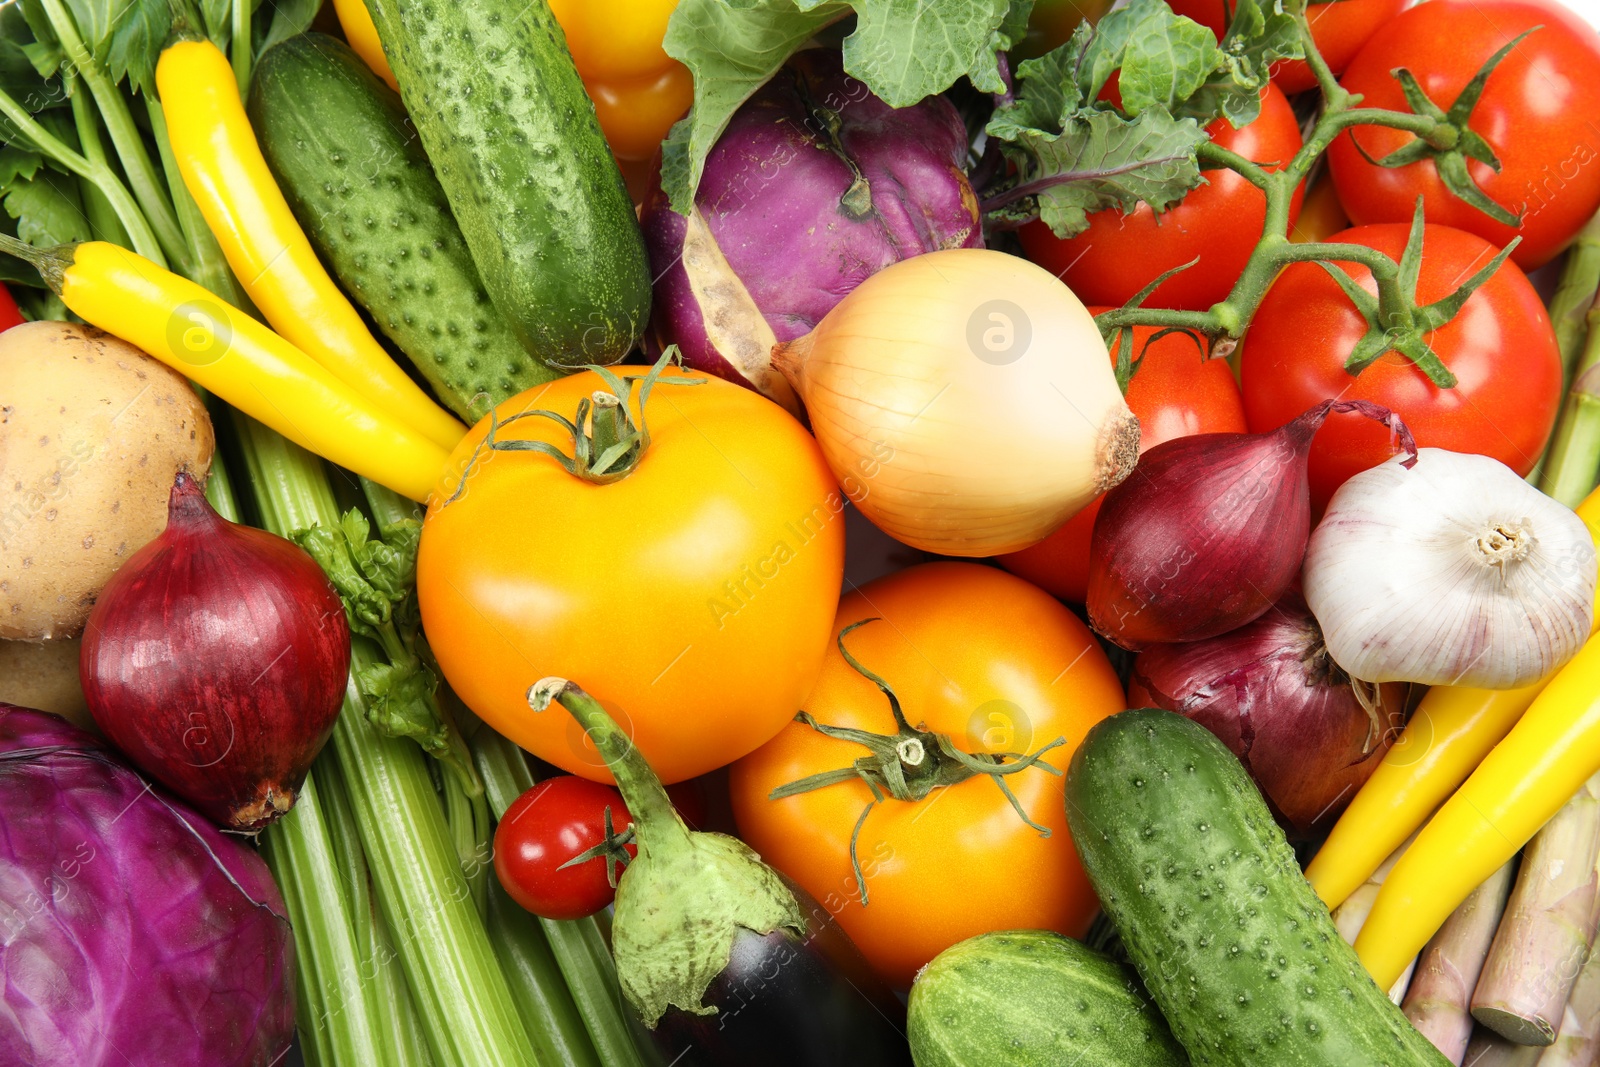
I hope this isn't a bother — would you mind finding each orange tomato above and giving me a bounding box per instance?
[418,367,845,784]
[729,563,1124,988]
[549,0,691,163]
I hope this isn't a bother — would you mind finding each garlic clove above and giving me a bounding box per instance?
[1304,448,1597,689]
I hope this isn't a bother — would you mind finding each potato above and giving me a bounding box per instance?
[0,321,213,638]
[0,636,94,734]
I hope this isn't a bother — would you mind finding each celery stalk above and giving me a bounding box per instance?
[233,412,541,1067]
[258,772,392,1067]
[473,726,652,1067]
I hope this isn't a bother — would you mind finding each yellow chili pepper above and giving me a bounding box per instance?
[155,38,463,452]
[1307,486,1600,914]
[5,237,449,502]
[1351,487,1600,988]
[331,0,399,90]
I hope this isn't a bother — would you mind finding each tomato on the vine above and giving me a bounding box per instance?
[1240,222,1561,511]
[494,777,637,920]
[1019,84,1304,311]
[1328,0,1600,269]
[729,563,1124,988]
[418,367,846,786]
[1165,0,1406,95]
[999,315,1246,601]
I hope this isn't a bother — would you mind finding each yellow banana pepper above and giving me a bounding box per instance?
[155,38,463,452]
[331,0,399,90]
[4,236,449,502]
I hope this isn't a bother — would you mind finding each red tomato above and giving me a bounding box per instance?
[1020,84,1305,311]
[0,285,23,332]
[1165,0,1406,94]
[1328,0,1600,269]
[1240,222,1561,511]
[494,777,637,920]
[998,316,1246,601]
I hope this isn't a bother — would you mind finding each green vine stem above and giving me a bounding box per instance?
[67,81,132,248]
[1095,5,1524,378]
[34,0,189,271]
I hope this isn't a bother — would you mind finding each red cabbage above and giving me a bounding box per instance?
[641,49,981,414]
[0,704,295,1065]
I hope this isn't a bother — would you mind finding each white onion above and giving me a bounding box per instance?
[1304,448,1596,689]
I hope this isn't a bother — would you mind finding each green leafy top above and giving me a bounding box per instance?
[982,0,1302,238]
[660,0,1033,213]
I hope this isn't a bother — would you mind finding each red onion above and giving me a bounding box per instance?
[80,471,350,831]
[1128,593,1406,837]
[1087,399,1416,649]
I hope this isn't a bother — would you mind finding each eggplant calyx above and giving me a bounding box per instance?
[528,677,806,1029]
[766,619,1067,906]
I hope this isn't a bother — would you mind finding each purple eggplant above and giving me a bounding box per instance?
[642,49,981,414]
[639,875,912,1067]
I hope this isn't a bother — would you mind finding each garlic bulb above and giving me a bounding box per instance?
[1304,448,1596,689]
[770,248,1139,557]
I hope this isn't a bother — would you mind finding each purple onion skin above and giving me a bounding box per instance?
[641,49,981,410]
[80,471,350,831]
[0,703,296,1066]
[1128,596,1404,838]
[1087,399,1414,650]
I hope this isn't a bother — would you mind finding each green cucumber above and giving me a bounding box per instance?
[362,0,650,367]
[1064,709,1450,1067]
[908,930,1187,1067]
[248,33,561,423]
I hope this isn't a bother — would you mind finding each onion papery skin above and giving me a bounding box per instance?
[1305,448,1598,688]
[640,50,981,414]
[1128,596,1404,838]
[79,472,350,831]
[0,703,296,1065]
[773,248,1138,558]
[1087,398,1413,650]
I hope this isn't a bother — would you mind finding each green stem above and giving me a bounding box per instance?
[444,767,490,920]
[259,771,395,1067]
[0,86,165,264]
[1549,211,1600,381]
[68,85,132,247]
[486,877,606,1067]
[1299,7,1347,105]
[471,724,648,1067]
[1538,310,1600,508]
[316,752,434,1066]
[232,0,253,97]
[233,412,541,1067]
[1196,140,1272,190]
[34,0,188,269]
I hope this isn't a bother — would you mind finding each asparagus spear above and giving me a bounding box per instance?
[1404,862,1517,1064]
[1464,1028,1544,1066]
[1473,774,1600,1045]
[1536,940,1600,1066]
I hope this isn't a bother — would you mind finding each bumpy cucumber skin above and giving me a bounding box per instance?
[1064,709,1450,1067]
[908,930,1188,1067]
[363,0,650,367]
[249,34,560,423]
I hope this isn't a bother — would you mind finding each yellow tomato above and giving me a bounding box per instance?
[417,368,845,784]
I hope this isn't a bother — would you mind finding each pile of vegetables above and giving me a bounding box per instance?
[7,0,1600,1063]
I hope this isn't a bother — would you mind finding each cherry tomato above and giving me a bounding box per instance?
[1165,0,1406,95]
[418,368,845,785]
[1327,0,1600,270]
[999,315,1247,601]
[1019,84,1305,311]
[0,285,23,332]
[587,64,695,163]
[495,777,636,920]
[1240,222,1561,511]
[729,563,1124,988]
